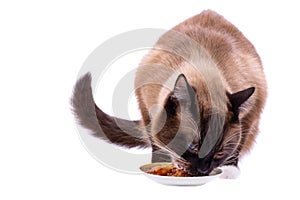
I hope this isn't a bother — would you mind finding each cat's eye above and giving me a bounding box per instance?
[188,143,199,153]
[213,152,225,160]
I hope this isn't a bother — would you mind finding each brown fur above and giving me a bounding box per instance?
[71,10,267,175]
[135,10,266,156]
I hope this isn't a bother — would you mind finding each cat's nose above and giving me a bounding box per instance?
[197,168,211,175]
[189,165,211,176]
[189,167,201,176]
[196,161,213,175]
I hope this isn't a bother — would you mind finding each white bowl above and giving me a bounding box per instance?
[140,162,223,186]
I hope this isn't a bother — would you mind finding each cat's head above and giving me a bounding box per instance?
[153,74,255,176]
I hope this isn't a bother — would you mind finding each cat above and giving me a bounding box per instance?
[71,10,267,178]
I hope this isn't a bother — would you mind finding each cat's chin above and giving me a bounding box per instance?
[219,165,240,179]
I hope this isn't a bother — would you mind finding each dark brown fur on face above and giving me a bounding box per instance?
[71,10,267,176]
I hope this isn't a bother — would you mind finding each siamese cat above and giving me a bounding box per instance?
[71,10,267,178]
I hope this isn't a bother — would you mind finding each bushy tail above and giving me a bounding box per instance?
[70,73,150,148]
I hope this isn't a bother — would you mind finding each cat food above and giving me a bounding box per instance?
[147,165,191,177]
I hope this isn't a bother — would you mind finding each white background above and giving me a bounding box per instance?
[1,0,300,199]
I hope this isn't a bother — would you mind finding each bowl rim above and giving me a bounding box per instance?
[139,162,223,179]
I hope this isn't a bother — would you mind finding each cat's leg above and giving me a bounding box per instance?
[241,119,260,155]
[151,145,172,162]
[224,156,238,166]
[220,119,259,179]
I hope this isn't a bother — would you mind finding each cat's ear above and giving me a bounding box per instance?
[173,74,196,106]
[228,87,255,118]
[165,74,199,118]
[165,74,197,116]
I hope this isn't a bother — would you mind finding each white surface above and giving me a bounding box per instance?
[1,0,300,200]
[140,162,222,186]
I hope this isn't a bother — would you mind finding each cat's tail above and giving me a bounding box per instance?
[70,72,150,148]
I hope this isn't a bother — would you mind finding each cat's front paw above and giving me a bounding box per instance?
[219,165,240,179]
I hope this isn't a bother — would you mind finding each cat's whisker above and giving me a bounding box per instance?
[185,116,200,140]
[223,146,237,150]
[179,115,200,142]
[222,151,240,163]
[223,142,241,146]
[223,131,241,144]
[149,135,189,164]
[223,132,240,142]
